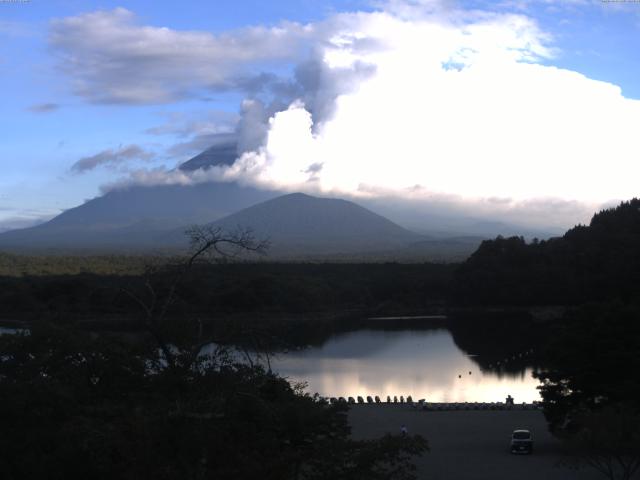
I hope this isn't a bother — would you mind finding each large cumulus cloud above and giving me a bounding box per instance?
[214,8,639,208]
[51,2,640,229]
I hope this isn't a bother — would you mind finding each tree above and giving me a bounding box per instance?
[535,302,640,480]
[535,302,640,432]
[559,405,640,480]
[119,225,269,369]
[0,323,428,479]
[0,226,429,479]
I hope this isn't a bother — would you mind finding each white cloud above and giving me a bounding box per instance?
[100,166,227,193]
[215,7,640,211]
[50,8,315,104]
[73,2,640,229]
[0,217,47,233]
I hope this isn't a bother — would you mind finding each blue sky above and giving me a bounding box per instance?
[1,0,639,231]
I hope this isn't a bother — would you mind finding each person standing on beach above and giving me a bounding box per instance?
[400,425,408,437]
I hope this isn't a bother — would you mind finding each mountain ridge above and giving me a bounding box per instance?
[165,192,425,256]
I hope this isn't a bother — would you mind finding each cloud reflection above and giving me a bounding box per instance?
[272,329,540,403]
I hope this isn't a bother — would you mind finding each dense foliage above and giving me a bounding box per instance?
[0,228,432,479]
[4,199,640,477]
[452,200,640,478]
[536,303,640,480]
[0,252,158,276]
[0,324,428,480]
[0,262,454,322]
[535,302,640,432]
[451,200,640,478]
[455,199,640,306]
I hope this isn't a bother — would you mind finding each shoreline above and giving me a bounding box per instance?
[331,400,540,410]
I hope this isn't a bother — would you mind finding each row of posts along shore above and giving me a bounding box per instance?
[325,395,542,411]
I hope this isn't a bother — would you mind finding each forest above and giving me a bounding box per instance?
[2,200,640,478]
[454,199,640,306]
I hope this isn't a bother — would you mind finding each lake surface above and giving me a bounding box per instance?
[272,329,541,403]
[0,327,27,335]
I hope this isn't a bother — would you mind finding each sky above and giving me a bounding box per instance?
[1,0,639,232]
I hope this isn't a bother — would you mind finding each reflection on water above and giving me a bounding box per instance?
[272,329,541,403]
[0,327,26,335]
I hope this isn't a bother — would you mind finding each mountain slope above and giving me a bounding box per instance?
[0,139,553,254]
[0,182,275,250]
[178,140,237,172]
[0,140,279,250]
[207,193,423,256]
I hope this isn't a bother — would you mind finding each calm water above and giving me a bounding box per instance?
[0,327,26,335]
[272,329,541,403]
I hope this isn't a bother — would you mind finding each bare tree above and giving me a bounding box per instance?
[121,225,268,369]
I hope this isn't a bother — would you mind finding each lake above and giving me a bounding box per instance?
[271,328,541,403]
[0,323,541,403]
[0,327,28,335]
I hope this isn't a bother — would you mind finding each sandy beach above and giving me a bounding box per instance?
[348,405,607,480]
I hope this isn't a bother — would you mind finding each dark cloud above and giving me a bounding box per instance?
[28,103,60,113]
[305,163,324,174]
[294,57,377,128]
[70,145,153,174]
[304,162,324,182]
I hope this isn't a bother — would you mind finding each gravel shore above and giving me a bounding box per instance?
[348,405,605,480]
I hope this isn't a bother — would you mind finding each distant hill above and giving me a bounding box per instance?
[455,198,640,305]
[0,142,277,251]
[0,141,551,257]
[205,193,424,256]
[0,182,275,251]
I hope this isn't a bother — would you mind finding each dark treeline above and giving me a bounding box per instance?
[454,198,640,306]
[447,311,545,373]
[452,199,640,477]
[0,252,158,276]
[0,262,455,356]
[0,262,454,321]
[3,200,640,478]
[0,230,432,480]
[0,325,428,480]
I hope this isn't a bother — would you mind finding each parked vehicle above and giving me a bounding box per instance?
[510,429,533,454]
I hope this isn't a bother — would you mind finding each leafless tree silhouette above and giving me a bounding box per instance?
[121,225,269,368]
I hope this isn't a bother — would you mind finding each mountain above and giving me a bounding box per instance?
[178,140,237,172]
[0,141,553,255]
[0,182,276,250]
[204,193,423,256]
[0,142,280,251]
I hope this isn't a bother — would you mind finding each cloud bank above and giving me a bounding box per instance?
[52,2,640,229]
